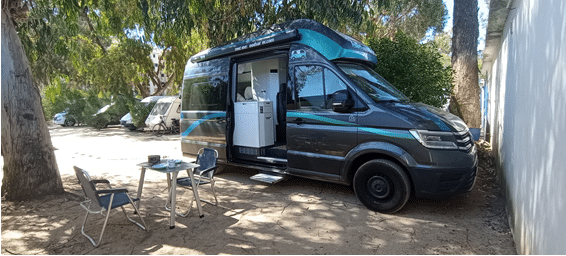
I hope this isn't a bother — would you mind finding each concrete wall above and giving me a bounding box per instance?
[485,0,566,254]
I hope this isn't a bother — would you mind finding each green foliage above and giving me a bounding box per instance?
[42,83,137,128]
[364,0,447,40]
[367,32,453,108]
[20,0,448,101]
[129,101,156,129]
[85,95,136,129]
[41,82,87,123]
[431,31,452,67]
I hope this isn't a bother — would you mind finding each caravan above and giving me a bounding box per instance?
[145,96,181,132]
[121,96,167,130]
[180,19,477,213]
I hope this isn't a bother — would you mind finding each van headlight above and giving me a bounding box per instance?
[409,130,458,150]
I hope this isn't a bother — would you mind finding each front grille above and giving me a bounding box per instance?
[454,130,473,152]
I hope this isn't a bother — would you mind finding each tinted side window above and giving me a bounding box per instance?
[295,66,324,110]
[324,69,348,109]
[182,78,226,111]
[294,65,348,110]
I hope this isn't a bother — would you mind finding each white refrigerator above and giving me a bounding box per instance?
[233,101,274,148]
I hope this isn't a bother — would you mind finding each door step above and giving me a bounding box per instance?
[256,156,288,164]
[250,173,287,184]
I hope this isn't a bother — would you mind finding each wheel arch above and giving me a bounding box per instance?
[342,142,418,189]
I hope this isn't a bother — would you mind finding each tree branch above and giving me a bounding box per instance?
[80,7,107,55]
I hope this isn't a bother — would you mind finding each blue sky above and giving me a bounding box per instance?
[443,0,490,51]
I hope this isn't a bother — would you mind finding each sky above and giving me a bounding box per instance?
[443,0,490,51]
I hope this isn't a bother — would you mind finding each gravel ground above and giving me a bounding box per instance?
[1,125,517,254]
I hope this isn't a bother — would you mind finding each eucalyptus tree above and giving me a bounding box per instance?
[450,0,480,128]
[2,1,64,200]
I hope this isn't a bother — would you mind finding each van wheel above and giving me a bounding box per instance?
[353,159,411,214]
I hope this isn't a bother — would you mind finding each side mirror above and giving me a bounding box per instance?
[332,90,354,113]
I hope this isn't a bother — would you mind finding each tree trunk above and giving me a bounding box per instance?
[1,7,64,200]
[450,0,481,128]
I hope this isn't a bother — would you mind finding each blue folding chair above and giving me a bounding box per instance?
[74,166,147,247]
[170,148,219,217]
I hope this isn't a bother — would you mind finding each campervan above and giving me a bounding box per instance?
[180,19,477,213]
[121,96,167,130]
[145,96,181,131]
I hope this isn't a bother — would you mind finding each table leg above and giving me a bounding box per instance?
[165,173,172,210]
[166,173,172,189]
[169,171,178,229]
[188,167,204,218]
[135,167,147,211]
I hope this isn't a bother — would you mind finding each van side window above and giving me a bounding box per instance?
[324,69,348,109]
[295,66,324,110]
[182,79,226,111]
[294,65,348,110]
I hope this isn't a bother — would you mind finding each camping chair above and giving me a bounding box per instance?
[167,148,219,217]
[74,166,147,247]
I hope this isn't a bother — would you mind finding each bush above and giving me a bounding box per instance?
[42,82,87,123]
[84,94,136,129]
[129,101,156,129]
[366,32,453,108]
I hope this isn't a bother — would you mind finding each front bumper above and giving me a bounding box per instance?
[408,146,478,199]
[121,121,136,129]
[53,117,65,125]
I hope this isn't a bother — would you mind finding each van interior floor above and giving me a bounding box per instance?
[233,144,287,166]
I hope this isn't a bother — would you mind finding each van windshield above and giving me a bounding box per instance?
[337,63,409,103]
[150,102,171,116]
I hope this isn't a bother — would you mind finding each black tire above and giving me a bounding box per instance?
[171,125,180,134]
[153,123,166,136]
[64,118,76,127]
[353,159,411,214]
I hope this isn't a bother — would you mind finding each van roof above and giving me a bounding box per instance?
[190,19,377,65]
[141,96,168,103]
[154,96,179,103]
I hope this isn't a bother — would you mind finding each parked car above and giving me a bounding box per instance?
[53,110,76,127]
[120,96,166,131]
[91,103,127,128]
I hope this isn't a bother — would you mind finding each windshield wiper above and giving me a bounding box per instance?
[378,99,401,103]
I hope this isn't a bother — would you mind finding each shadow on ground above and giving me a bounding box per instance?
[2,152,515,254]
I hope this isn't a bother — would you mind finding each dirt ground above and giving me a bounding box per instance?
[1,125,516,254]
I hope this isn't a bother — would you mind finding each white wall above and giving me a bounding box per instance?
[251,58,286,125]
[486,0,566,254]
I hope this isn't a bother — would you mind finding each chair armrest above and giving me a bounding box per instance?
[198,165,218,176]
[91,179,110,184]
[96,188,128,194]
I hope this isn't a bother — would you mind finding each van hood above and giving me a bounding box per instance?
[382,102,469,132]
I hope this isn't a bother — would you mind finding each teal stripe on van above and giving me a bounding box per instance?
[287,112,414,139]
[358,127,413,139]
[286,112,355,126]
[181,112,226,137]
[182,111,413,140]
